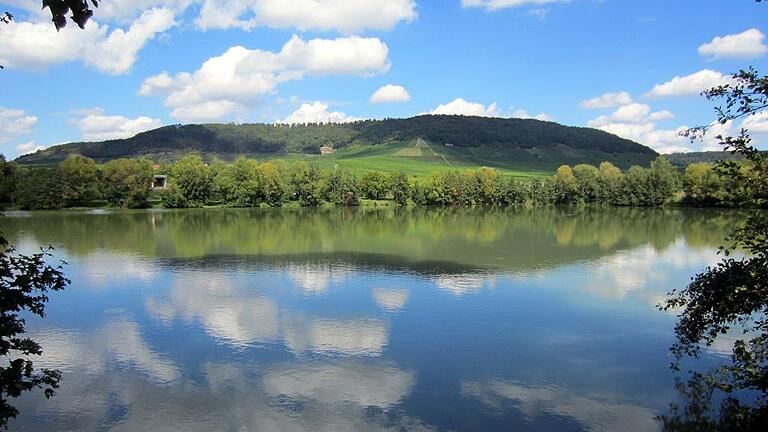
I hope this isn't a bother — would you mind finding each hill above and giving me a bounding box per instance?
[15,115,657,173]
[664,151,761,169]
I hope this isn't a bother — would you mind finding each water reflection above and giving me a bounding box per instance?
[462,379,658,432]
[0,207,742,272]
[145,274,280,347]
[263,361,414,407]
[0,207,742,431]
[372,288,409,312]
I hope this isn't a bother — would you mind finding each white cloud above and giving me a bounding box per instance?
[645,69,732,98]
[369,84,411,104]
[70,108,163,141]
[15,141,45,156]
[698,28,768,60]
[462,0,568,12]
[587,103,670,127]
[743,111,768,134]
[140,35,390,122]
[580,91,633,109]
[587,103,692,153]
[0,8,176,75]
[278,101,360,124]
[196,0,417,33]
[648,110,675,121]
[512,109,553,121]
[426,98,501,117]
[0,107,37,144]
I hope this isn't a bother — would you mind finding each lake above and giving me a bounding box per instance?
[0,207,739,431]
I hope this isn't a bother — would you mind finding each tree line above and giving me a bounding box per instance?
[0,153,764,210]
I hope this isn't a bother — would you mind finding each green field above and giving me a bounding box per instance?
[255,140,546,178]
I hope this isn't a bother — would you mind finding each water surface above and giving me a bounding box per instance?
[0,207,738,431]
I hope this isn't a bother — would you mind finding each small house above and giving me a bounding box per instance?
[320,146,335,155]
[152,175,168,189]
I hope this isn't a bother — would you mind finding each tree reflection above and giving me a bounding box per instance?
[0,207,741,275]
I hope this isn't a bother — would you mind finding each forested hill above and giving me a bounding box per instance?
[15,115,657,168]
[664,150,766,169]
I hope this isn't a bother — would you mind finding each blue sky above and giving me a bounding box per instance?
[0,0,767,158]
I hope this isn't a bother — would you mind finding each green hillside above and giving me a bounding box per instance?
[15,115,657,174]
[258,139,656,178]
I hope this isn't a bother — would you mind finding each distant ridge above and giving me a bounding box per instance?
[16,115,657,169]
[664,150,767,169]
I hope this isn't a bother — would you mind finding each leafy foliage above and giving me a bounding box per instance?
[389,171,411,206]
[14,168,64,210]
[660,67,768,429]
[60,155,99,207]
[0,230,68,428]
[0,156,17,204]
[169,154,212,208]
[42,0,98,31]
[101,158,153,208]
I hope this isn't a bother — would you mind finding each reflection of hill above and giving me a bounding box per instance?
[0,207,740,274]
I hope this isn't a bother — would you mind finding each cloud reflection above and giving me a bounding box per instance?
[263,361,414,408]
[146,274,389,356]
[462,379,658,432]
[372,288,409,312]
[34,316,179,384]
[434,274,491,296]
[287,263,351,295]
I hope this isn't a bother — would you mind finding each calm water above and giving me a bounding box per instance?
[0,207,740,432]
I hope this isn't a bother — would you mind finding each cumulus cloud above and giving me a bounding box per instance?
[580,91,633,109]
[0,8,176,75]
[140,35,390,121]
[278,102,360,124]
[0,107,37,144]
[645,69,732,98]
[15,141,45,156]
[462,0,569,11]
[743,111,768,134]
[587,103,692,153]
[70,108,162,141]
[698,28,768,60]
[512,109,553,121]
[197,0,416,33]
[425,98,501,117]
[369,84,411,104]
[587,103,671,127]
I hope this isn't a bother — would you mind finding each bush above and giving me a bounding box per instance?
[14,168,64,210]
[170,154,212,207]
[360,171,390,200]
[389,171,410,206]
[101,159,153,208]
[60,155,99,207]
[322,170,360,206]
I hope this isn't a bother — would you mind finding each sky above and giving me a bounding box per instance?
[0,0,767,159]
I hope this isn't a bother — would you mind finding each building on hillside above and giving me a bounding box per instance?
[320,146,335,155]
[152,175,168,189]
